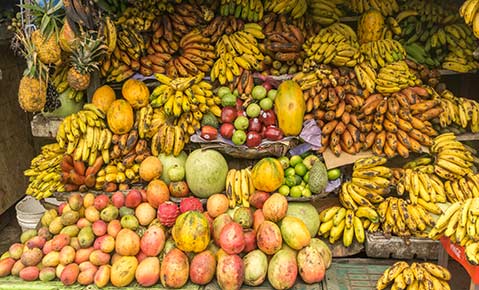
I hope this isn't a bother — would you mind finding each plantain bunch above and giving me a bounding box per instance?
[203,16,245,43]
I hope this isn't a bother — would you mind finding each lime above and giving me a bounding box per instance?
[278,185,290,196]
[267,89,277,101]
[217,86,231,98]
[294,163,308,177]
[285,175,297,187]
[290,186,303,198]
[289,155,303,167]
[278,156,290,169]
[259,98,273,110]
[284,167,296,177]
[221,93,237,107]
[294,175,303,185]
[303,171,310,183]
[302,188,312,197]
[327,168,341,180]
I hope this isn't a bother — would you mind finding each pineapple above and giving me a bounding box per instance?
[23,0,64,64]
[67,34,106,91]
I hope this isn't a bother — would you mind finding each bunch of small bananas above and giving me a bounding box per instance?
[110,129,150,167]
[360,87,440,158]
[219,0,264,21]
[263,0,307,19]
[375,61,420,94]
[444,174,479,202]
[308,0,344,26]
[303,29,362,68]
[460,0,479,38]
[378,197,434,238]
[360,39,406,70]
[429,198,479,246]
[438,89,479,132]
[348,0,399,16]
[96,162,141,192]
[431,133,475,180]
[203,16,245,43]
[24,143,65,199]
[150,73,220,118]
[56,105,112,166]
[377,261,451,290]
[211,23,265,84]
[317,206,371,247]
[354,61,377,93]
[225,168,254,208]
[60,154,104,192]
[400,0,460,24]
[442,49,479,73]
[339,156,391,208]
[397,166,446,213]
[151,124,187,157]
[227,68,255,97]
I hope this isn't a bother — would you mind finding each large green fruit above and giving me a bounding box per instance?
[280,216,311,250]
[286,202,320,237]
[185,149,228,198]
[308,160,328,194]
[158,152,187,184]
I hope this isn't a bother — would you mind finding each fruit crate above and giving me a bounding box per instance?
[322,258,394,290]
[365,232,441,260]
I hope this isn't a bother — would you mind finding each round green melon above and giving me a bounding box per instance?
[185,149,228,198]
[286,202,320,237]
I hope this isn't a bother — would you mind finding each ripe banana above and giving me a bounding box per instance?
[225,168,254,208]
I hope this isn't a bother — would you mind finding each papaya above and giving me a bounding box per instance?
[107,100,134,135]
[274,80,305,136]
[358,9,385,44]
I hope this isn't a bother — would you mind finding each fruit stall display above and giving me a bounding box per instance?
[3,0,479,289]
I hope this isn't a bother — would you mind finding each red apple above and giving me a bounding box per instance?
[248,118,262,132]
[111,192,125,208]
[246,131,262,148]
[263,125,283,141]
[237,109,247,118]
[94,195,109,211]
[259,110,277,126]
[201,126,218,140]
[219,123,235,139]
[125,189,142,208]
[221,106,237,123]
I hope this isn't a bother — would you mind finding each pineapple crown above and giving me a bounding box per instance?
[21,0,64,39]
[70,31,107,74]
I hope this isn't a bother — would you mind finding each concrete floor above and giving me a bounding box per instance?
[0,206,472,289]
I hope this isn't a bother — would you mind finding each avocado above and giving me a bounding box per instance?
[308,160,328,194]
[201,112,219,128]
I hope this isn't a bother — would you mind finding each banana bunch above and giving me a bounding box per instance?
[429,198,479,246]
[360,39,406,70]
[375,61,420,94]
[461,0,479,39]
[150,73,220,118]
[400,0,460,24]
[360,87,439,158]
[225,168,255,208]
[204,16,245,43]
[60,154,104,192]
[228,68,255,98]
[405,59,442,88]
[303,29,362,68]
[378,197,434,238]
[151,124,187,157]
[438,89,479,132]
[348,0,399,16]
[444,174,479,202]
[323,23,358,43]
[397,166,446,211]
[431,133,475,180]
[308,0,344,26]
[317,206,370,247]
[261,16,305,75]
[219,0,264,21]
[110,129,150,166]
[211,24,265,84]
[442,49,479,73]
[354,61,377,93]
[115,3,165,32]
[339,156,392,208]
[24,143,65,199]
[137,105,168,139]
[295,66,366,156]
[96,161,141,192]
[56,105,112,166]
[263,0,307,19]
[376,261,451,290]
